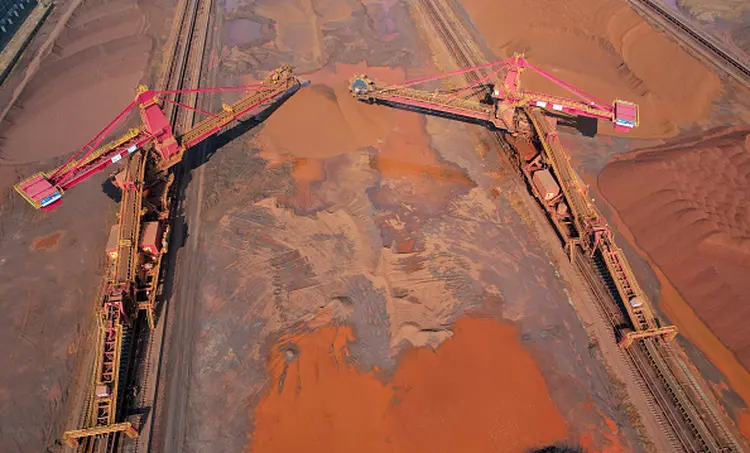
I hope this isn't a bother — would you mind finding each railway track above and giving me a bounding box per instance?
[413,1,745,451]
[128,1,213,452]
[70,1,212,452]
[576,251,701,451]
[578,249,743,452]
[159,0,212,128]
[414,0,484,85]
[628,0,749,86]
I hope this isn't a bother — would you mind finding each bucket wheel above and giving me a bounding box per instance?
[349,75,374,98]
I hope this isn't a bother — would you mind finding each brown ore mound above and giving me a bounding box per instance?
[458,0,722,138]
[0,1,150,163]
[599,127,750,368]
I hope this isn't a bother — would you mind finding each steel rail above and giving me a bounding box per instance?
[411,1,745,451]
[628,0,749,86]
[70,1,209,452]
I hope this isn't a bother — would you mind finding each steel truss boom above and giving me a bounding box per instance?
[350,57,673,347]
[15,65,301,210]
[349,53,639,133]
[48,66,301,449]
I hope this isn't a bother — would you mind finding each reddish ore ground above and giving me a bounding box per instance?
[0,1,172,451]
[599,127,750,442]
[167,0,656,451]
[2,0,721,450]
[249,318,568,453]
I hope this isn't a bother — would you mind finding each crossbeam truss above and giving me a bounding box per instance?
[54,67,301,448]
[62,422,139,448]
[14,66,300,210]
[351,56,671,348]
[526,109,677,348]
[350,53,638,134]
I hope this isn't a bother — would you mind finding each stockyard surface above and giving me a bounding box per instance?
[1,1,750,453]
[0,0,174,451]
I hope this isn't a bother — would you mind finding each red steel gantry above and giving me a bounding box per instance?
[349,55,675,348]
[15,65,300,211]
[24,66,301,447]
[350,53,639,134]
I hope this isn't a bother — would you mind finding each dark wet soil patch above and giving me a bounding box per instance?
[31,231,64,251]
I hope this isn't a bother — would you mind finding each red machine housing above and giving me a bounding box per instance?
[350,54,640,134]
[14,66,300,210]
[139,221,163,255]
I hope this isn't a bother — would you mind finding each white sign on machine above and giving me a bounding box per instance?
[535,100,564,111]
[110,145,138,164]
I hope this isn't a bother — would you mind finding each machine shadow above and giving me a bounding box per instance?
[102,178,123,203]
[184,81,306,173]
[526,446,584,453]
[153,80,305,320]
[551,112,599,137]
[373,98,499,130]
[125,83,306,438]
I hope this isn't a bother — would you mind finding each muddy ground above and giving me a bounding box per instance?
[167,0,651,451]
[0,0,172,451]
[2,0,748,451]
[456,0,750,442]
[673,0,750,55]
